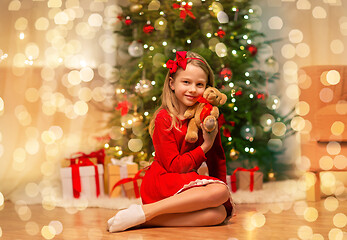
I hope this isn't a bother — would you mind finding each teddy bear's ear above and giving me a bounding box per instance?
[219,93,227,105]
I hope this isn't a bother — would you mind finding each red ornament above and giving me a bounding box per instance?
[216,28,226,38]
[223,128,232,138]
[257,93,265,100]
[219,68,232,80]
[246,44,257,56]
[172,2,196,21]
[125,16,132,25]
[235,90,243,96]
[143,22,154,34]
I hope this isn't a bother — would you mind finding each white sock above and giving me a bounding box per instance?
[108,204,146,233]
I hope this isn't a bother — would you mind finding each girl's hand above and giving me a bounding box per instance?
[200,123,218,153]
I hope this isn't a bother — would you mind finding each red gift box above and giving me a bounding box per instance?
[227,166,263,192]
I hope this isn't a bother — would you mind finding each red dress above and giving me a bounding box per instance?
[140,109,234,218]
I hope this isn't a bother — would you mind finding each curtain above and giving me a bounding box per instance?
[0,0,121,202]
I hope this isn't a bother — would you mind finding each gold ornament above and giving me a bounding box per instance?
[268,170,276,181]
[229,148,239,160]
[130,4,143,13]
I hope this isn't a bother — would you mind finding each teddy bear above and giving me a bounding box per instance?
[184,87,227,143]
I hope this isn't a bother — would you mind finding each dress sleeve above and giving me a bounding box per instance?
[153,114,207,173]
[205,129,227,183]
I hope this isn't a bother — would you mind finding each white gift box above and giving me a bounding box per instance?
[60,164,104,199]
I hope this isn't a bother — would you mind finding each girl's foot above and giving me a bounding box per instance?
[107,204,146,232]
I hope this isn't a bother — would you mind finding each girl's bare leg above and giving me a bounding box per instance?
[142,183,230,221]
[143,205,227,227]
[108,183,230,232]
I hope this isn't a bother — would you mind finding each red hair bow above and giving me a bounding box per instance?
[166,51,188,74]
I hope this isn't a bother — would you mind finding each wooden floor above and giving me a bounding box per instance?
[1,199,346,240]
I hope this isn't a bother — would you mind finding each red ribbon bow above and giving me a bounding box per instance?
[230,166,259,192]
[172,3,196,21]
[69,149,105,198]
[166,51,188,74]
[197,96,213,123]
[111,168,146,198]
[115,100,130,116]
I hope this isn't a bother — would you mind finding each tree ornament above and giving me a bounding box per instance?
[257,93,265,100]
[172,2,196,21]
[115,101,131,116]
[219,67,232,80]
[130,4,143,13]
[240,124,256,141]
[134,70,152,95]
[235,90,243,96]
[266,95,281,110]
[265,56,276,66]
[223,128,231,138]
[216,27,226,38]
[128,40,144,57]
[246,44,258,56]
[125,16,132,25]
[268,170,276,181]
[229,148,240,160]
[143,21,154,34]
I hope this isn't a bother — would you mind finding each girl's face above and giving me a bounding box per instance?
[169,63,208,115]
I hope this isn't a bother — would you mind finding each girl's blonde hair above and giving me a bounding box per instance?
[149,51,215,137]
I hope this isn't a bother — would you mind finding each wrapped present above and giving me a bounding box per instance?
[61,149,106,167]
[106,155,139,197]
[110,168,145,199]
[227,166,263,192]
[60,161,104,199]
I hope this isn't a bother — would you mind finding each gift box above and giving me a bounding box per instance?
[106,156,139,197]
[122,178,142,199]
[61,149,106,168]
[60,164,104,199]
[227,167,263,192]
[110,169,145,199]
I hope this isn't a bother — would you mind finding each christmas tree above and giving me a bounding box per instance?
[106,0,296,181]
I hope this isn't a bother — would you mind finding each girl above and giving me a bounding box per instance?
[107,51,234,232]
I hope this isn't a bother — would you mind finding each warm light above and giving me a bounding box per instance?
[41,225,55,239]
[19,32,25,39]
[268,16,283,29]
[324,196,339,211]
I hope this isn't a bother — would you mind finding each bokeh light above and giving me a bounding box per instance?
[326,70,341,85]
[268,16,283,29]
[333,155,347,169]
[312,6,327,19]
[326,141,341,155]
[296,43,310,58]
[330,39,344,54]
[25,221,40,236]
[297,225,313,240]
[319,156,333,170]
[41,225,56,239]
[303,207,318,222]
[333,213,347,228]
